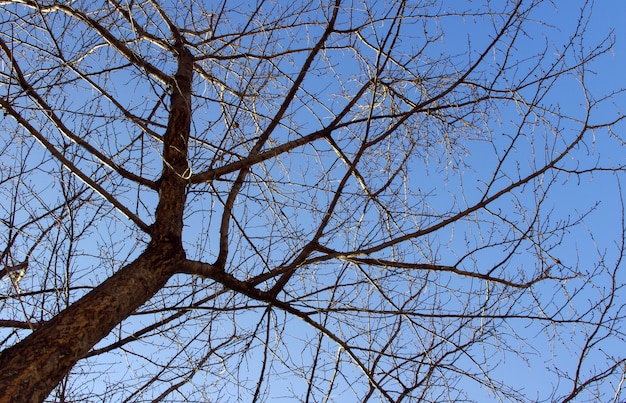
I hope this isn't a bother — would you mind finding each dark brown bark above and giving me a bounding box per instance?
[0,44,194,403]
[152,43,193,247]
[0,247,179,403]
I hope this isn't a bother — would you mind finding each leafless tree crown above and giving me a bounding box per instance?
[0,1,624,402]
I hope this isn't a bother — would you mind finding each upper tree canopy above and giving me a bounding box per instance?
[0,0,625,402]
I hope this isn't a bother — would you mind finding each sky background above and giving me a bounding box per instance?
[440,2,626,401]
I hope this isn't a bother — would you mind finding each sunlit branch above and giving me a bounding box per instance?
[178,259,395,402]
[352,117,594,257]
[0,99,151,233]
[107,0,175,53]
[213,0,342,269]
[340,256,545,288]
[6,0,171,85]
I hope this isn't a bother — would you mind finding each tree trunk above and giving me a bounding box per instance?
[0,41,194,403]
[0,245,181,403]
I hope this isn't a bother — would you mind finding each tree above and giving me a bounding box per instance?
[0,0,624,401]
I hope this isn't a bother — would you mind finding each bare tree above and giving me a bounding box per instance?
[0,0,624,402]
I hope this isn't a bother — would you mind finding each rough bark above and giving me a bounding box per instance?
[0,247,179,403]
[152,43,193,245]
[0,43,194,403]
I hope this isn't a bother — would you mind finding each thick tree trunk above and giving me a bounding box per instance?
[0,245,181,403]
[0,42,194,402]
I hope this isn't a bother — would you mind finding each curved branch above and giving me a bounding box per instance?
[213,0,343,268]
[0,98,151,233]
[8,0,171,85]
